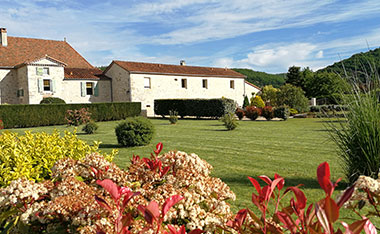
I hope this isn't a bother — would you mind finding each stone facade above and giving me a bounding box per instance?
[0,69,18,104]
[105,63,260,116]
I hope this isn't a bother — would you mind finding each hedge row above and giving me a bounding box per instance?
[0,102,141,128]
[154,98,236,118]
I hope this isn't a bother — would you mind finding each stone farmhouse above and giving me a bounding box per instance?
[0,28,260,116]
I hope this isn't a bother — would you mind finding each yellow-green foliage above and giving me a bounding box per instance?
[0,129,117,187]
[250,95,265,108]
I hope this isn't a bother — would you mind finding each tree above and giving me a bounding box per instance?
[243,95,250,108]
[261,85,279,107]
[286,66,302,87]
[277,84,309,112]
[305,71,349,104]
[250,95,265,108]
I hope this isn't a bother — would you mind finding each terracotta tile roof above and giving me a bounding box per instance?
[245,80,261,90]
[111,60,246,78]
[64,68,105,80]
[0,36,93,69]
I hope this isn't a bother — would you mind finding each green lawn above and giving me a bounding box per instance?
[2,118,345,211]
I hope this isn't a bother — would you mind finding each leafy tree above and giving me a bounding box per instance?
[243,95,250,108]
[261,85,279,106]
[305,71,349,104]
[277,84,309,112]
[286,66,302,87]
[250,95,265,108]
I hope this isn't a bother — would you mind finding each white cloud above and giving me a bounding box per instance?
[316,50,324,58]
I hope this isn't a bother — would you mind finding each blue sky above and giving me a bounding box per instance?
[1,0,380,73]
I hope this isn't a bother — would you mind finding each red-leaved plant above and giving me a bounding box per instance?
[95,179,140,234]
[226,162,376,234]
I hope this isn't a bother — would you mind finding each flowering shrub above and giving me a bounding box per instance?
[235,108,244,120]
[0,143,234,233]
[224,162,375,234]
[261,106,274,120]
[250,95,265,108]
[0,129,117,187]
[245,106,261,120]
[65,108,92,126]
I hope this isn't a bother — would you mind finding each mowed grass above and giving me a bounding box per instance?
[2,118,345,211]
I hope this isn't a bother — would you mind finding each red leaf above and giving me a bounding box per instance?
[317,162,333,196]
[161,166,170,178]
[284,187,307,210]
[259,175,272,185]
[274,173,285,190]
[154,142,163,155]
[162,195,184,216]
[324,197,340,223]
[95,195,112,213]
[138,201,160,225]
[342,219,367,234]
[316,203,331,233]
[248,176,261,194]
[179,225,186,234]
[96,179,121,201]
[143,158,153,169]
[276,211,297,233]
[234,209,248,228]
[337,185,355,208]
[364,218,376,234]
[167,225,177,234]
[122,191,140,210]
[188,229,204,234]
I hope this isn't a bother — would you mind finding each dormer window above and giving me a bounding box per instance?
[36,67,49,76]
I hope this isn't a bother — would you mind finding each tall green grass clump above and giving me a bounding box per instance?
[328,72,380,183]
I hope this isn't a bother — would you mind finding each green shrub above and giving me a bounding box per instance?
[115,117,154,147]
[276,84,309,112]
[245,106,261,120]
[220,112,238,130]
[261,106,274,120]
[289,108,298,116]
[235,108,245,120]
[169,110,178,124]
[243,95,250,108]
[0,102,140,128]
[328,75,380,183]
[274,106,290,120]
[250,95,265,108]
[0,129,117,187]
[82,121,99,134]
[40,97,66,104]
[154,98,235,118]
[65,108,92,126]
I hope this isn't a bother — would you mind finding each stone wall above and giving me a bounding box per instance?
[104,64,131,102]
[0,69,18,104]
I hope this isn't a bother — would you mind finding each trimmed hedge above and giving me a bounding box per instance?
[154,98,236,118]
[0,102,141,128]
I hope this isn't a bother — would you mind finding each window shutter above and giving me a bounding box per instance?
[51,80,56,93]
[94,83,99,97]
[80,82,86,97]
[38,79,43,93]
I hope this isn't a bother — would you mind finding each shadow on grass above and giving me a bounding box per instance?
[220,175,349,191]
[99,143,124,149]
[316,120,347,123]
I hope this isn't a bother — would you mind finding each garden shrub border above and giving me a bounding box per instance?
[154,98,236,118]
[0,102,141,128]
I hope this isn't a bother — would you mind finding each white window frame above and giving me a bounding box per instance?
[86,82,94,95]
[144,77,151,88]
[36,67,50,76]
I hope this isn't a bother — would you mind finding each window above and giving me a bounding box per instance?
[202,79,208,89]
[43,79,51,91]
[230,80,235,89]
[144,77,151,88]
[36,67,49,76]
[181,79,187,88]
[86,82,94,95]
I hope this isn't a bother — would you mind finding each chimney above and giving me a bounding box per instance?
[0,28,7,47]
[180,60,186,66]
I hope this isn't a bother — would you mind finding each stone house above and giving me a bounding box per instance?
[0,28,111,104]
[0,28,260,116]
[104,60,260,116]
